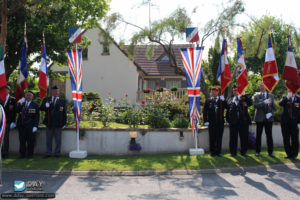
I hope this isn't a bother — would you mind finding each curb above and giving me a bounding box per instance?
[3,163,300,176]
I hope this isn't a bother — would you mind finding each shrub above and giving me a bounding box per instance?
[158,101,189,121]
[97,96,115,127]
[171,114,189,128]
[119,105,142,128]
[142,105,170,128]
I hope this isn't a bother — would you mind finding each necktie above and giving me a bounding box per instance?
[54,97,57,106]
[289,97,293,119]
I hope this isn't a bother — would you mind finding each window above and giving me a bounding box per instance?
[157,54,169,63]
[147,80,156,90]
[98,39,110,55]
[166,80,181,89]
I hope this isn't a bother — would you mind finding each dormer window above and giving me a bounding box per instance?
[157,54,169,63]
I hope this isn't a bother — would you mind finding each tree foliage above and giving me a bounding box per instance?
[2,0,110,79]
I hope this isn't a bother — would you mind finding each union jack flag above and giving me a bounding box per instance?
[180,47,203,133]
[67,49,83,134]
[0,104,6,143]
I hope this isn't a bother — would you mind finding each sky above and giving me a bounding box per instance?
[107,0,300,48]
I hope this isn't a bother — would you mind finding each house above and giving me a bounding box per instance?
[51,28,189,104]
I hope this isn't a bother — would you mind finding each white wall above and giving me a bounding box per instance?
[51,28,139,104]
[6,124,290,155]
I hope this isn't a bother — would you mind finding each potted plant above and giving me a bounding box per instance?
[170,86,178,92]
[156,87,164,92]
[143,88,151,93]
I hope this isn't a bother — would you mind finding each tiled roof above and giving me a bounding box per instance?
[124,44,192,76]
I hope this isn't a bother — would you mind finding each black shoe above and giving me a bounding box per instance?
[217,154,222,157]
[242,153,248,157]
[292,157,298,161]
[2,155,8,159]
[284,156,291,159]
[27,155,33,159]
[255,153,260,157]
[19,155,25,159]
[43,155,51,158]
[210,154,216,157]
[231,154,236,157]
[269,154,275,158]
[54,155,60,158]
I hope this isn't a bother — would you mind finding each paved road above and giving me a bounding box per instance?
[1,164,300,200]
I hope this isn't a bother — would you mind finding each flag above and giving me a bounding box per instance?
[282,35,300,93]
[38,44,48,99]
[67,49,83,134]
[236,37,248,94]
[0,104,6,143]
[185,27,199,43]
[217,39,232,95]
[0,45,7,102]
[180,47,203,133]
[262,33,279,92]
[15,37,28,102]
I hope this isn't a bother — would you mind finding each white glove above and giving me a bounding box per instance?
[266,113,272,119]
[220,95,225,101]
[298,124,300,129]
[10,122,15,129]
[204,122,209,126]
[45,102,50,108]
[264,99,271,104]
[62,125,66,129]
[32,127,37,133]
[20,97,25,104]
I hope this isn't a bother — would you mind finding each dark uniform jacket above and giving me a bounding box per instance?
[226,95,252,125]
[40,96,67,128]
[279,95,300,124]
[203,97,228,124]
[16,101,40,128]
[3,95,16,124]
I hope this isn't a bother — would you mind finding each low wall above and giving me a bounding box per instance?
[7,123,288,155]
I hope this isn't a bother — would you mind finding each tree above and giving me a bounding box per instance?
[3,0,110,79]
[103,0,245,97]
[239,15,300,99]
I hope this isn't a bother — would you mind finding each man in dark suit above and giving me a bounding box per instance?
[16,91,40,158]
[203,87,228,157]
[279,88,300,161]
[226,86,252,157]
[1,86,16,158]
[253,83,276,157]
[40,85,67,158]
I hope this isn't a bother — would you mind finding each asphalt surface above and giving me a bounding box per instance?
[0,163,300,200]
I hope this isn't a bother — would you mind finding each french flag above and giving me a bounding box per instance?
[38,44,48,99]
[0,45,7,102]
[236,37,248,94]
[217,39,232,95]
[15,37,28,102]
[262,33,279,92]
[282,35,300,93]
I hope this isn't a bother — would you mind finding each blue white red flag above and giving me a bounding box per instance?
[67,49,83,133]
[185,27,199,43]
[180,47,203,133]
[69,28,82,44]
[262,33,279,92]
[216,39,232,95]
[15,37,28,102]
[0,45,7,102]
[282,35,300,93]
[0,104,6,143]
[38,44,48,99]
[236,37,248,94]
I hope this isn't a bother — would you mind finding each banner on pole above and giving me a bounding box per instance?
[185,27,199,43]
[69,28,82,44]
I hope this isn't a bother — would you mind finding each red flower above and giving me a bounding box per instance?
[141,100,145,105]
[125,94,128,97]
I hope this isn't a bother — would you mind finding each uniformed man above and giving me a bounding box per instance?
[279,88,300,161]
[1,86,16,158]
[226,86,252,157]
[16,91,40,158]
[203,87,228,157]
[253,83,276,157]
[40,85,67,158]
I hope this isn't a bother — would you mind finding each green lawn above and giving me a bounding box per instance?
[2,147,299,171]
